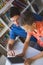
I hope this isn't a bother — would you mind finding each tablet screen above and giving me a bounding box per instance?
[7,56,24,63]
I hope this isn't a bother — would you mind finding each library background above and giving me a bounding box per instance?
[0,0,43,65]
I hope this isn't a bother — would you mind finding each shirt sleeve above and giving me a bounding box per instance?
[9,30,17,39]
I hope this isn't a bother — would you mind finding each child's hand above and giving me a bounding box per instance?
[16,52,25,57]
[24,62,30,65]
[7,50,15,57]
[24,58,32,65]
[24,59,30,65]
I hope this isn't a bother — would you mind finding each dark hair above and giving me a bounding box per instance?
[19,12,35,26]
[10,7,20,18]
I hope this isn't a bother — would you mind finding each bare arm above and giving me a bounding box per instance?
[16,33,31,57]
[7,39,16,56]
[31,51,43,61]
[7,39,15,50]
[22,33,31,55]
[24,51,43,65]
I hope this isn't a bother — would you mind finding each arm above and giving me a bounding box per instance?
[7,29,17,56]
[31,51,43,61]
[24,51,43,65]
[7,39,15,56]
[22,33,31,55]
[7,39,15,50]
[17,33,31,57]
[7,27,17,50]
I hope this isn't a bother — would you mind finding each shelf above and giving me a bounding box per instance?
[38,6,43,14]
[28,0,36,13]
[8,21,13,27]
[21,0,35,14]
[3,15,13,27]
[0,27,8,38]
[0,0,14,15]
[0,18,9,38]
[32,0,43,14]
[2,15,13,27]
[39,10,43,16]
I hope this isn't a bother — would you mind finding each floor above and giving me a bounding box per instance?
[0,55,6,65]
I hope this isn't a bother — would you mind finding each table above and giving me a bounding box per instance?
[5,39,43,65]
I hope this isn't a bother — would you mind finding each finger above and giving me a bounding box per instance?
[13,50,15,55]
[25,63,30,65]
[7,52,12,56]
[24,60,27,64]
[24,61,26,65]
[11,51,15,56]
[24,60,30,65]
[11,51,14,56]
[24,63,28,65]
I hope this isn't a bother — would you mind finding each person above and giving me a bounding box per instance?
[20,14,43,51]
[23,12,43,65]
[24,51,43,65]
[7,6,43,57]
[7,6,29,56]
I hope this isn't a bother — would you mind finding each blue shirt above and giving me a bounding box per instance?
[10,24,27,39]
[10,24,37,42]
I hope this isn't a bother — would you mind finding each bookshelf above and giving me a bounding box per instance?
[0,0,14,38]
[0,0,14,15]
[0,18,9,37]
[0,0,14,56]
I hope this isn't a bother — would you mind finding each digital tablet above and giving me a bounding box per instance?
[7,56,24,63]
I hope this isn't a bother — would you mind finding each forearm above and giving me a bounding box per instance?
[23,34,31,54]
[23,41,29,54]
[31,51,43,61]
[7,39,15,51]
[7,44,14,51]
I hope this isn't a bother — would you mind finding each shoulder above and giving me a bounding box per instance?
[26,31,32,38]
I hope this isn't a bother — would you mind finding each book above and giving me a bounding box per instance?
[0,20,5,32]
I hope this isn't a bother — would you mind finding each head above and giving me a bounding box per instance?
[10,7,20,25]
[20,11,36,31]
